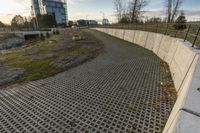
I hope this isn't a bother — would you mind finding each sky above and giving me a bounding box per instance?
[0,0,200,24]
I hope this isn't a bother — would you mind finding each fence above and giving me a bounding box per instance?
[92,23,200,48]
[0,27,52,32]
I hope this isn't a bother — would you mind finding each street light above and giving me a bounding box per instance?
[100,11,105,20]
[86,15,89,27]
[100,11,106,25]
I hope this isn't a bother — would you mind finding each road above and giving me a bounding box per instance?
[0,30,174,133]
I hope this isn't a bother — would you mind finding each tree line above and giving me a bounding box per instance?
[0,14,57,29]
[114,0,184,23]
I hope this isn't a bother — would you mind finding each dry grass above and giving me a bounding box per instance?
[0,33,16,41]
[160,61,177,103]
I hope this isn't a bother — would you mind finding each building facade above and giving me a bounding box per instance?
[31,0,68,26]
[77,20,98,26]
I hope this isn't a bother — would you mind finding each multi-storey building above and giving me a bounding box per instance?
[31,0,68,26]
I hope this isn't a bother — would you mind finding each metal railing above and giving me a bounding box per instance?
[91,23,200,48]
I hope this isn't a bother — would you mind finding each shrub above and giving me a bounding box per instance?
[46,32,50,38]
[40,33,45,41]
[55,30,60,35]
[53,30,56,35]
[174,11,187,30]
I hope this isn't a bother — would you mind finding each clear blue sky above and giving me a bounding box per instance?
[0,0,200,24]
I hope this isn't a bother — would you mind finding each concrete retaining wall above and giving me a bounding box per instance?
[93,28,200,133]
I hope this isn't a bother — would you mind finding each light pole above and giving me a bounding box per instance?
[100,11,105,19]
[86,15,89,27]
[100,11,105,25]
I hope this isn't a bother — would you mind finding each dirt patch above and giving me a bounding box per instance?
[50,55,91,70]
[0,66,25,86]
[0,38,25,50]
[31,52,57,60]
[82,43,103,52]
[51,43,75,52]
[22,46,40,56]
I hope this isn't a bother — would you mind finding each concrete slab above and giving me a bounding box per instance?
[181,55,200,113]
[164,111,200,133]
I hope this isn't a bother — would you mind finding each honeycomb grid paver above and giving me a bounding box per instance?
[0,30,175,133]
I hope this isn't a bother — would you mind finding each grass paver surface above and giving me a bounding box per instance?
[0,30,176,133]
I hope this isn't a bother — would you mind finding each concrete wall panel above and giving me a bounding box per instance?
[110,29,116,36]
[107,28,113,35]
[170,41,197,91]
[145,33,157,51]
[124,30,135,43]
[134,31,148,47]
[115,29,125,40]
[152,34,163,54]
[165,38,179,64]
[157,36,174,60]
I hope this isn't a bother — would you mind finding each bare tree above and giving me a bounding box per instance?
[114,0,124,22]
[166,0,172,23]
[171,0,183,22]
[129,0,148,23]
[166,0,183,22]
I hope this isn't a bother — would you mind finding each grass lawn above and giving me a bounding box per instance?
[0,29,103,86]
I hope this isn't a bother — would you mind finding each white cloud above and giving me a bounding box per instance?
[68,0,96,4]
[143,10,200,21]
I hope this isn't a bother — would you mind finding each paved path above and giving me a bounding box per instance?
[0,30,174,133]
